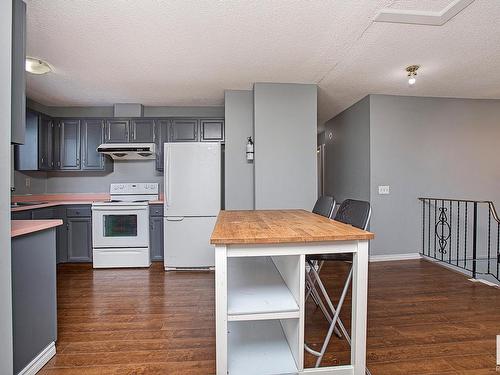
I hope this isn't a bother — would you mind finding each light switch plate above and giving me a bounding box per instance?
[25,177,31,188]
[378,185,390,195]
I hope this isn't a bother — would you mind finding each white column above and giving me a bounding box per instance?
[215,245,228,375]
[351,240,369,374]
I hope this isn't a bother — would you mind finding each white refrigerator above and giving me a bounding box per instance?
[163,142,221,270]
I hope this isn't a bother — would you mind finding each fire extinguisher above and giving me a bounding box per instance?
[246,136,254,161]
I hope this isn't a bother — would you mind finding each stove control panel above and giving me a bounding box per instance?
[110,183,159,195]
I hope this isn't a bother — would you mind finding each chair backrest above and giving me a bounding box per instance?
[312,195,336,219]
[334,199,371,230]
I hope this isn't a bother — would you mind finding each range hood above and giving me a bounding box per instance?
[97,143,156,160]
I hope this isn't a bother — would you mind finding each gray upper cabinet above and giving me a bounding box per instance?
[200,119,224,142]
[11,0,26,145]
[155,119,169,171]
[131,119,156,143]
[59,119,81,170]
[82,119,105,170]
[105,119,129,143]
[38,116,54,170]
[170,119,198,142]
[14,110,38,171]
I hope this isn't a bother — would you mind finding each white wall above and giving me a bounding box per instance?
[0,0,14,372]
[224,90,254,210]
[369,95,500,256]
[254,83,317,210]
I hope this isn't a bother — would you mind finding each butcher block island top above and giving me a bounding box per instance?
[210,209,374,245]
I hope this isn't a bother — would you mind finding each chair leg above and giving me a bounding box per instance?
[308,261,349,340]
[307,263,372,374]
[314,267,353,367]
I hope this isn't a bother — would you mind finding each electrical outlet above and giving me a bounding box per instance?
[378,185,390,195]
[25,177,31,188]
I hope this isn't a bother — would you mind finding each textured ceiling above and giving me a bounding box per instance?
[25,0,500,127]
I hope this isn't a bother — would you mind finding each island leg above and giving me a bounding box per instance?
[351,240,369,375]
[215,245,228,375]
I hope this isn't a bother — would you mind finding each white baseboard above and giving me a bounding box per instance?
[18,341,56,375]
[369,253,421,262]
[469,278,500,288]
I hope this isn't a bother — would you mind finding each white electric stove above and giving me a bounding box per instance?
[92,183,159,268]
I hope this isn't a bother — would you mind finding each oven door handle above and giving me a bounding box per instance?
[91,206,149,211]
[166,217,184,222]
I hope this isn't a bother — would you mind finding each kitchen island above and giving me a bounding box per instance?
[11,219,62,374]
[210,209,374,375]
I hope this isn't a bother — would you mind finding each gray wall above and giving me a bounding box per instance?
[13,170,47,195]
[254,83,317,210]
[224,90,254,210]
[26,99,224,118]
[1,0,13,372]
[45,160,162,193]
[369,95,500,256]
[323,96,370,203]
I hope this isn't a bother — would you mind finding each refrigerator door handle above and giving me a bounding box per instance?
[166,217,184,221]
[165,145,171,207]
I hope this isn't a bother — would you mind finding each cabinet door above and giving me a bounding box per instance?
[105,119,129,143]
[11,210,32,220]
[155,119,169,171]
[60,119,81,170]
[200,119,224,142]
[14,110,38,171]
[149,216,164,261]
[82,119,105,170]
[169,119,198,142]
[38,116,54,170]
[131,119,156,143]
[11,0,26,145]
[32,207,55,219]
[67,217,92,262]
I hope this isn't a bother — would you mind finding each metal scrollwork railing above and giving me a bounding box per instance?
[418,197,500,281]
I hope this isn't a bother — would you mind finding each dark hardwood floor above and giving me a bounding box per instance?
[40,259,499,374]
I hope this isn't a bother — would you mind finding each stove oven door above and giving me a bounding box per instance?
[92,205,149,248]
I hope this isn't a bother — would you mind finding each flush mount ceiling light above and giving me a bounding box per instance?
[406,65,419,86]
[25,57,52,75]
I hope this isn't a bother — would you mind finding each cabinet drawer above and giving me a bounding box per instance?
[66,206,91,217]
[149,204,164,217]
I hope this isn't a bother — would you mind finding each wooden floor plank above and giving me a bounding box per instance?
[39,259,499,374]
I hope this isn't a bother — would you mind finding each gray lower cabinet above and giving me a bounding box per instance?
[11,0,26,145]
[67,216,92,262]
[200,119,224,142]
[11,210,32,220]
[170,119,199,142]
[12,228,57,374]
[149,204,164,261]
[59,119,81,170]
[82,119,105,170]
[105,119,130,143]
[31,207,56,219]
[131,119,156,143]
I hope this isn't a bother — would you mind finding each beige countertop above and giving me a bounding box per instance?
[210,209,374,245]
[11,193,164,211]
[12,220,64,238]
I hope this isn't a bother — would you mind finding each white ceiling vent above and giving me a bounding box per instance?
[374,0,475,26]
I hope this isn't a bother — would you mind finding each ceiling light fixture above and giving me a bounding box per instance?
[406,65,419,86]
[25,57,52,75]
